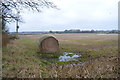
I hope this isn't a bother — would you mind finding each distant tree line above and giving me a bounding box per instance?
[49,29,119,34]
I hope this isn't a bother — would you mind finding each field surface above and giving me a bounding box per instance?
[2,33,119,78]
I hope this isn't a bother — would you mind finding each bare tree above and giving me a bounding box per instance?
[0,0,57,33]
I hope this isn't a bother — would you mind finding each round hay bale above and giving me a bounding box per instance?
[38,35,59,53]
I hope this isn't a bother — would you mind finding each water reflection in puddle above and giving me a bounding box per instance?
[59,52,81,62]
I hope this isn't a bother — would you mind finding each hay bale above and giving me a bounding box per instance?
[38,35,59,53]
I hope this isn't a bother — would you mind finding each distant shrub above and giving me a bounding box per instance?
[2,33,19,47]
[9,34,19,40]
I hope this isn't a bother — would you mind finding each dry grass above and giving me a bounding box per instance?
[45,57,119,78]
[2,33,119,78]
[2,39,44,78]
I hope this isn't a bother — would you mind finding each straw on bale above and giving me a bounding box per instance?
[38,35,59,53]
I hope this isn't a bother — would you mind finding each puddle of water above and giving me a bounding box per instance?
[59,52,81,62]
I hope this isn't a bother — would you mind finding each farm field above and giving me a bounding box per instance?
[2,33,119,78]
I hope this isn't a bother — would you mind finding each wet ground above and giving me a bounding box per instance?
[59,52,81,62]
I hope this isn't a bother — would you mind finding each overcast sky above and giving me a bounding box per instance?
[9,0,119,32]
